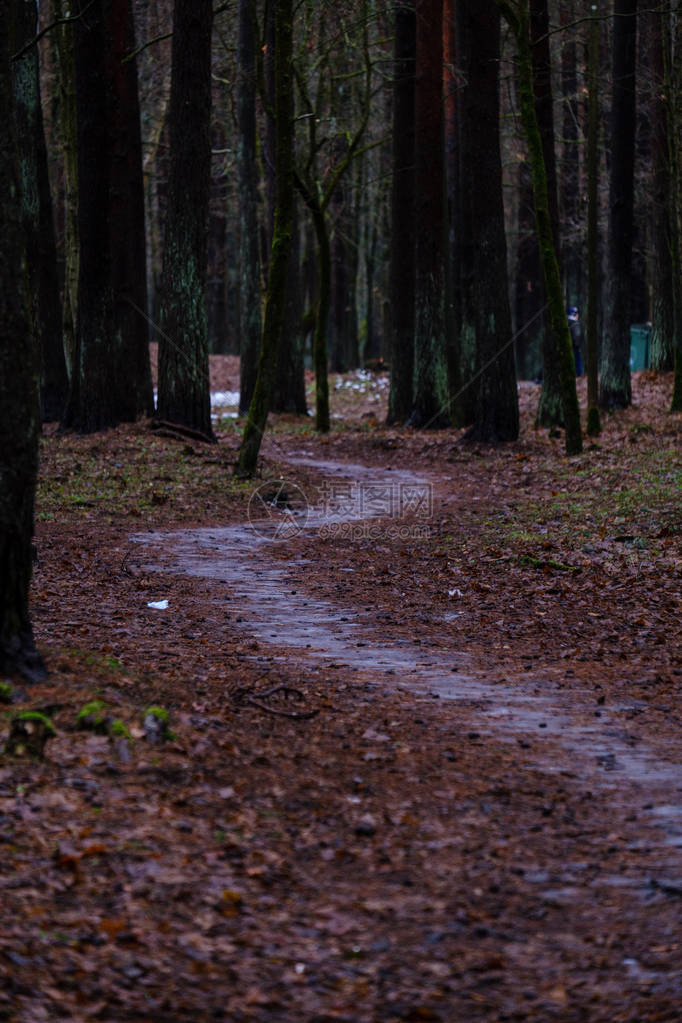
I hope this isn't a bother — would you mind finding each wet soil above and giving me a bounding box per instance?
[1,365,680,1021]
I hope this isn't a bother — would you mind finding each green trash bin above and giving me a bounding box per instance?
[630,325,650,370]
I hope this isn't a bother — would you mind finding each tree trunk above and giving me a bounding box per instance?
[156,0,214,438]
[237,0,262,414]
[12,0,68,423]
[387,1,416,425]
[54,0,79,384]
[411,0,449,428]
[585,0,601,436]
[599,0,637,410]
[531,0,564,428]
[498,0,582,455]
[236,0,295,475]
[459,0,519,443]
[273,200,308,413]
[514,158,544,381]
[0,0,46,681]
[106,0,154,417]
[648,4,675,371]
[63,0,153,432]
[560,0,581,309]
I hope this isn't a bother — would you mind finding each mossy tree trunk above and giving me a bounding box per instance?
[237,0,262,415]
[411,0,449,429]
[0,0,46,681]
[456,0,518,443]
[387,1,416,425]
[599,0,637,411]
[585,0,601,436]
[236,0,294,476]
[156,0,214,439]
[12,0,68,424]
[498,0,582,455]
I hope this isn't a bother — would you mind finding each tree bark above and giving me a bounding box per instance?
[63,0,153,433]
[560,0,581,309]
[236,0,294,476]
[498,0,582,455]
[531,0,564,428]
[458,0,519,443]
[387,1,416,425]
[156,0,214,438]
[0,0,46,681]
[585,0,601,436]
[237,0,262,414]
[12,0,68,424]
[411,0,449,428]
[599,0,637,410]
[648,4,676,371]
[54,0,79,384]
[106,0,154,417]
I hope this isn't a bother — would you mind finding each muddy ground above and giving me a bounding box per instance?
[0,362,680,1021]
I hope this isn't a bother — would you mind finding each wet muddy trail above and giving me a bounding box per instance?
[133,455,682,879]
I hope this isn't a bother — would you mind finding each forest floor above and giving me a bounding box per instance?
[1,359,681,1022]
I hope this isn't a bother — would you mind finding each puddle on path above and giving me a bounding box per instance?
[132,456,682,863]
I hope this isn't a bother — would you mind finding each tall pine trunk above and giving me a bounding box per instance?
[459,0,519,443]
[0,0,46,680]
[387,1,416,425]
[531,0,564,428]
[13,0,68,423]
[585,0,601,436]
[411,0,449,428]
[649,4,680,372]
[157,0,214,438]
[599,0,637,410]
[237,0,262,414]
[236,0,295,476]
[63,0,153,432]
[498,0,582,455]
[54,0,79,383]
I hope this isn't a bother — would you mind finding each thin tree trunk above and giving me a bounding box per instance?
[411,0,449,428]
[585,0,601,436]
[387,1,416,425]
[237,0,262,414]
[560,0,581,309]
[599,0,637,410]
[236,0,295,475]
[498,0,582,455]
[531,0,564,428]
[54,0,79,383]
[649,3,679,372]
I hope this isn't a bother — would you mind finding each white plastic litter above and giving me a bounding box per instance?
[147,599,169,610]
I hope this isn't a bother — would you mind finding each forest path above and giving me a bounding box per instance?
[133,453,682,875]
